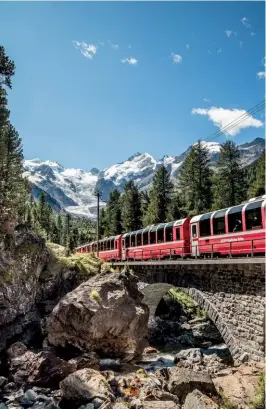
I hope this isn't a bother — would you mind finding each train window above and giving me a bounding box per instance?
[199,220,211,237]
[136,233,142,246]
[228,212,242,233]
[125,236,130,248]
[157,228,164,243]
[191,225,197,238]
[131,235,136,247]
[165,226,173,242]
[213,217,225,235]
[110,239,115,250]
[245,208,262,230]
[150,231,156,244]
[175,228,180,241]
[143,232,148,245]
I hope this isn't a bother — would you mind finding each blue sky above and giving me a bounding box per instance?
[0,1,265,170]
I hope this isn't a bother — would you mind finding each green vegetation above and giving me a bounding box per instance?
[250,371,265,409]
[247,150,265,197]
[218,392,237,409]
[90,290,102,304]
[168,288,207,318]
[41,242,101,280]
[212,140,245,209]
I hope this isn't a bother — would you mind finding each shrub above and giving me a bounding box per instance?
[91,290,102,304]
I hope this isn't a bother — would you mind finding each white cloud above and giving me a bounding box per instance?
[186,44,190,50]
[191,106,263,136]
[73,41,97,60]
[250,32,256,36]
[203,98,210,102]
[225,30,233,37]
[241,17,251,28]
[257,71,266,80]
[108,40,119,50]
[171,53,182,64]
[239,41,244,48]
[121,57,138,65]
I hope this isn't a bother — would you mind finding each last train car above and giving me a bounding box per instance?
[189,196,266,257]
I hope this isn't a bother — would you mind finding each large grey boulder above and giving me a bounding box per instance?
[7,342,76,387]
[183,389,218,409]
[60,368,114,404]
[157,368,216,401]
[46,271,149,361]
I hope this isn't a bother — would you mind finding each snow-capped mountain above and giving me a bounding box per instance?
[24,137,265,219]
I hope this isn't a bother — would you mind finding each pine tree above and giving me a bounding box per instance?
[99,208,107,238]
[144,166,173,225]
[0,123,25,224]
[248,150,265,197]
[167,190,186,221]
[140,191,150,226]
[105,190,122,236]
[56,214,63,245]
[212,140,246,209]
[121,181,142,232]
[178,141,212,215]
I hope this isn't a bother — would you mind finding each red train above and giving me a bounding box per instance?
[76,196,266,261]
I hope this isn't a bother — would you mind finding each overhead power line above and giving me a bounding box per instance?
[201,100,265,143]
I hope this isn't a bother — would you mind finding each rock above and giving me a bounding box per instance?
[8,344,76,387]
[238,352,249,363]
[47,271,149,361]
[191,321,223,344]
[0,230,46,352]
[60,368,115,404]
[212,364,261,409]
[174,348,202,364]
[69,352,100,371]
[139,402,179,409]
[164,368,216,400]
[78,404,94,409]
[92,398,105,409]
[143,347,158,354]
[0,403,8,409]
[0,376,7,387]
[23,389,39,402]
[183,390,218,409]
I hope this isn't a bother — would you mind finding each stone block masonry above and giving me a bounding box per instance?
[113,259,265,363]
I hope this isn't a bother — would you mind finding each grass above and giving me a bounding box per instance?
[90,290,102,304]
[250,371,265,409]
[217,392,238,409]
[168,288,207,318]
[41,242,102,280]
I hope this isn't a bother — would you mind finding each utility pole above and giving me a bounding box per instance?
[94,188,102,257]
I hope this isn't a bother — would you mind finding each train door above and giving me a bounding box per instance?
[190,223,199,257]
[122,239,126,260]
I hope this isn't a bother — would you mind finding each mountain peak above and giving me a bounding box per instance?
[127,152,142,161]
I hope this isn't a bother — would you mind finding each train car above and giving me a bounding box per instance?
[121,218,191,261]
[190,196,266,257]
[76,235,123,261]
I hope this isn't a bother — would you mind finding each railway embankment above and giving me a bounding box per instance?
[0,230,264,409]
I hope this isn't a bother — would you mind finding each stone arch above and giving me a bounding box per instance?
[140,282,245,362]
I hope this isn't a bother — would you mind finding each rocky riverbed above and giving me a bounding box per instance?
[0,230,264,409]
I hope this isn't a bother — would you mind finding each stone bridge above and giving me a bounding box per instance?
[112,258,265,364]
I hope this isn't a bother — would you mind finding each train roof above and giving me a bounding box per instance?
[190,195,266,224]
[122,218,188,238]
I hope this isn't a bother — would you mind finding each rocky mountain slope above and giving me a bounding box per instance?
[23,137,265,218]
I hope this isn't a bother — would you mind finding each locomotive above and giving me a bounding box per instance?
[76,195,266,261]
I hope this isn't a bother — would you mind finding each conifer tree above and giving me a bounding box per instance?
[140,191,150,226]
[105,190,122,236]
[144,166,173,225]
[56,214,63,245]
[121,181,142,232]
[99,208,107,238]
[248,150,265,197]
[178,141,212,215]
[167,190,186,221]
[212,140,245,208]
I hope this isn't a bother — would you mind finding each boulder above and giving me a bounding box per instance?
[46,271,149,361]
[60,368,115,404]
[183,390,219,409]
[191,321,223,344]
[0,230,46,352]
[139,403,179,409]
[158,367,216,401]
[68,352,100,370]
[7,342,76,387]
